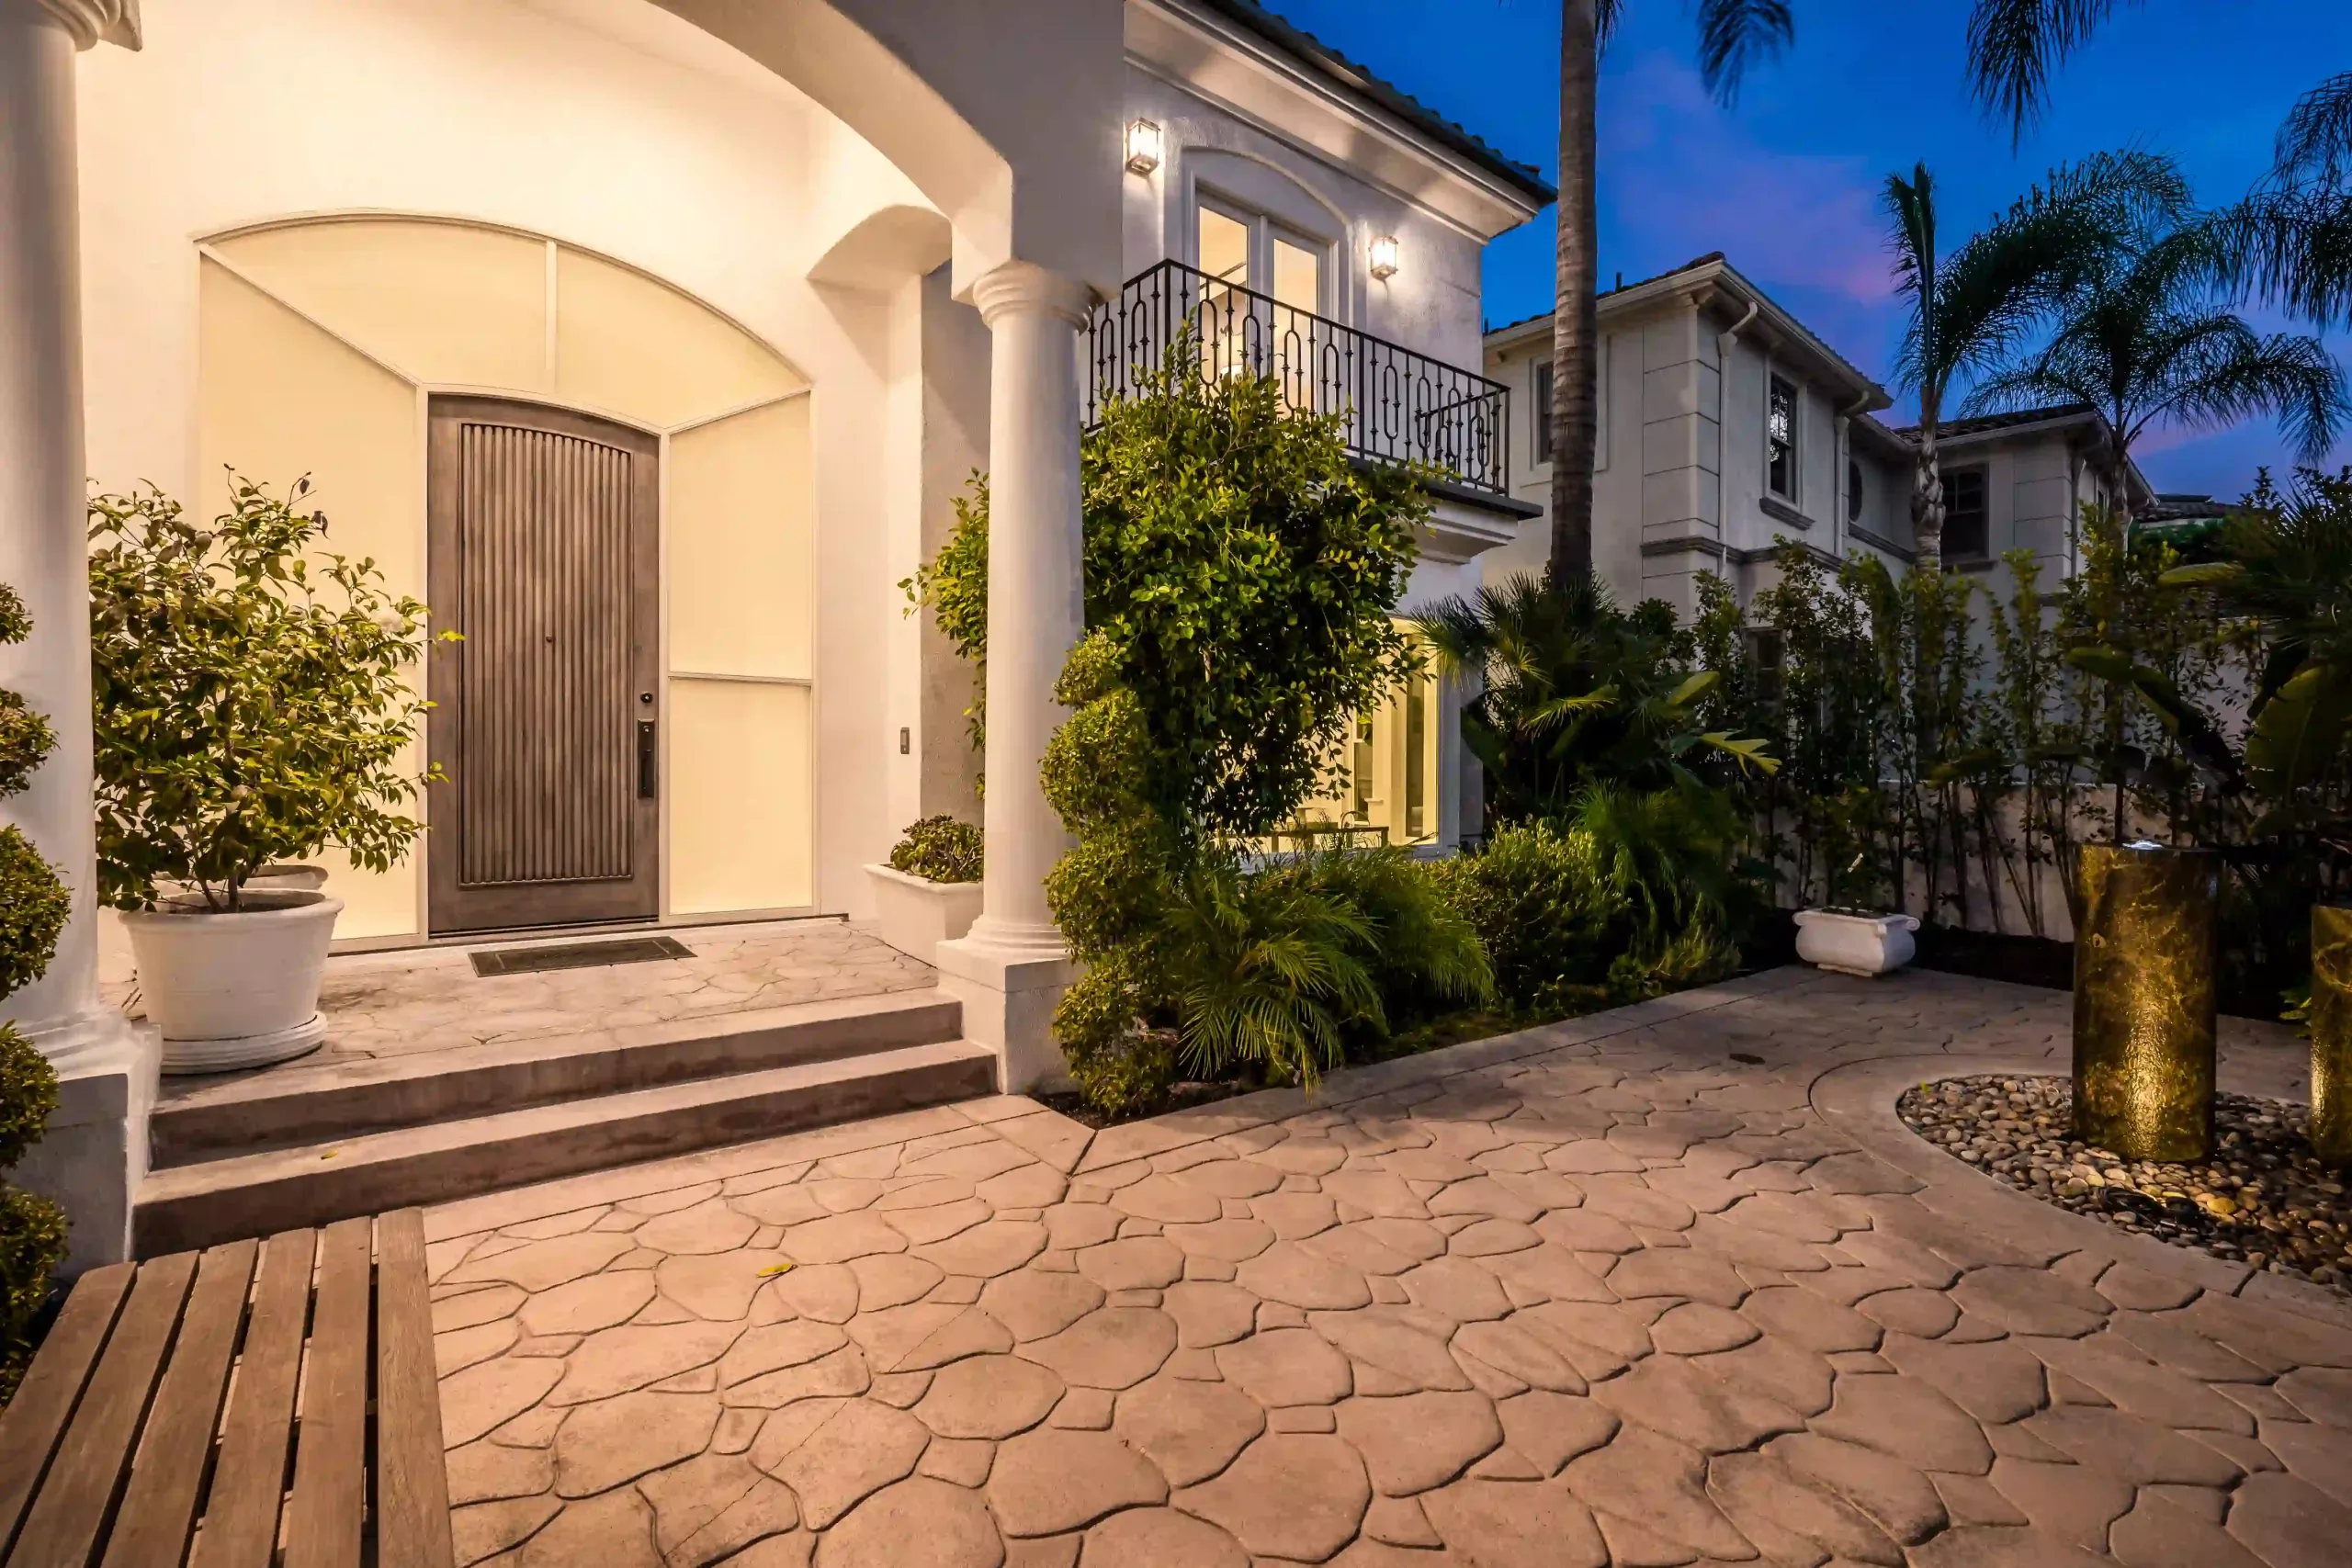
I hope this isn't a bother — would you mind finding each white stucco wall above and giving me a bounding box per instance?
[76,0,953,930]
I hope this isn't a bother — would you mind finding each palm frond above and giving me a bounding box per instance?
[1693,0,1794,105]
[1965,0,2133,144]
[2277,70,2352,187]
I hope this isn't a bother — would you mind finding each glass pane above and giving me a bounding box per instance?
[1198,207,1250,288]
[1768,377,1795,497]
[1272,238,1318,314]
[1196,208,1250,380]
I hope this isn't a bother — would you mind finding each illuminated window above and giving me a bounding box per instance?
[1193,199,1326,406]
[1293,627,1442,848]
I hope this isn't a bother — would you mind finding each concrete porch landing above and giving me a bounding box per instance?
[172,916,938,1070]
[132,920,993,1255]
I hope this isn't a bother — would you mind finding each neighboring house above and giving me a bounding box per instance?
[1480,255,2153,613]
[6,0,1545,1261]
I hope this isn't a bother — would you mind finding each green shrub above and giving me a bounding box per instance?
[0,830,68,1001]
[916,346,1428,840]
[887,816,983,884]
[0,584,66,1409]
[88,478,440,910]
[1433,796,1744,1019]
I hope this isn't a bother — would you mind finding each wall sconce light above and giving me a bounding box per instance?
[1369,234,1401,280]
[1125,119,1163,176]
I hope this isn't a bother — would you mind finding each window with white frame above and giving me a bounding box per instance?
[1529,336,1606,469]
[1195,195,1328,403]
[1767,374,1798,500]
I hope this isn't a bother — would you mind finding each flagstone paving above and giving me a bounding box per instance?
[423,966,2352,1566]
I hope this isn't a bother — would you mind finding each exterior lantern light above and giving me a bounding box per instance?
[1124,118,1162,176]
[1369,234,1400,280]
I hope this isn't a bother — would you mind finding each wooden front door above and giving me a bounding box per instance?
[426,397,660,933]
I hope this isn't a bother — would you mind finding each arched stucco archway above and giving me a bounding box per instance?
[649,0,1120,297]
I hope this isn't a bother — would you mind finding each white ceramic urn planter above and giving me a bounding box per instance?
[1793,908,1920,978]
[865,863,982,967]
[122,889,343,1073]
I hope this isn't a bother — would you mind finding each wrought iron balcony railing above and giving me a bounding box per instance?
[1084,258,1511,497]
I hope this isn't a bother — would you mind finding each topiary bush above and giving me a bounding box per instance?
[887,816,983,885]
[0,581,68,1408]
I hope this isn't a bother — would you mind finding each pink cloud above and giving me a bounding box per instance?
[1600,53,1897,308]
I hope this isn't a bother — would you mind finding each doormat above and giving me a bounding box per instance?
[469,935,694,977]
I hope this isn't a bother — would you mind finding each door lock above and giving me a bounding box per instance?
[636,720,658,798]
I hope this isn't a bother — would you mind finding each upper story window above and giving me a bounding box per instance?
[1767,375,1798,499]
[1532,359,1554,466]
[1944,467,1990,559]
[1847,458,1864,524]
[1196,197,1323,317]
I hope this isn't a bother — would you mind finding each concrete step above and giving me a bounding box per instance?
[151,989,964,1168]
[133,1038,1000,1256]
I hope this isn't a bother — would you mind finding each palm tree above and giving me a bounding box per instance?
[1964,221,2350,489]
[1883,152,2189,572]
[1547,2,1796,581]
[1966,8,2352,332]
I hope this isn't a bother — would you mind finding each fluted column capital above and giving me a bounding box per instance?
[969,260,1095,331]
[19,0,140,49]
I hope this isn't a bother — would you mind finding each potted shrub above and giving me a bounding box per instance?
[865,816,983,965]
[89,478,440,1073]
[0,581,70,1403]
[1792,790,1919,977]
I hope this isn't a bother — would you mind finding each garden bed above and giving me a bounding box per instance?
[1897,1074,2349,1298]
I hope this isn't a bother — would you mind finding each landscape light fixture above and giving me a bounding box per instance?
[1125,118,1162,175]
[1369,234,1400,280]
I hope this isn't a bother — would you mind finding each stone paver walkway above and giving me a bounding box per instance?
[138,919,933,1083]
[422,967,2352,1567]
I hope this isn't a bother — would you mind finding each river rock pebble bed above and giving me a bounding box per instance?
[1898,1073,2352,1299]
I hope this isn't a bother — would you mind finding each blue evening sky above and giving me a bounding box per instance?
[1263,0,2352,500]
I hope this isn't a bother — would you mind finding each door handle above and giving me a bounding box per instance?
[637,720,658,798]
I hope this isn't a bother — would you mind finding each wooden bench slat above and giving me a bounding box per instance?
[193,1229,314,1568]
[281,1217,371,1568]
[6,1252,197,1568]
[101,1239,258,1568]
[371,1212,452,1568]
[0,1263,134,1562]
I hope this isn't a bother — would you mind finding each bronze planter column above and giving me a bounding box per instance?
[2314,905,2352,1168]
[2073,842,2221,1161]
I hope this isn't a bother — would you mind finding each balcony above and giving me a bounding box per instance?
[1085,258,1512,498]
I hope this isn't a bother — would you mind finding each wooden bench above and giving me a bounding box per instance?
[0,1210,453,1568]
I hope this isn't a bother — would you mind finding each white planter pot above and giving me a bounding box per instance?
[865,863,982,967]
[157,863,327,900]
[122,890,343,1073]
[1793,908,1920,978]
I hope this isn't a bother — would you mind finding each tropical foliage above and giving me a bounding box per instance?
[1415,571,1777,820]
[0,582,68,1409]
[911,352,1427,840]
[1964,209,2348,481]
[1883,151,2191,571]
[88,479,442,911]
[1709,473,2352,1013]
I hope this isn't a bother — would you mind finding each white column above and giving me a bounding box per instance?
[0,0,153,1272]
[932,260,1092,1092]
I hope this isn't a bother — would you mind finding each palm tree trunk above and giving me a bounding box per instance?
[1911,385,1944,575]
[1549,0,1600,583]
